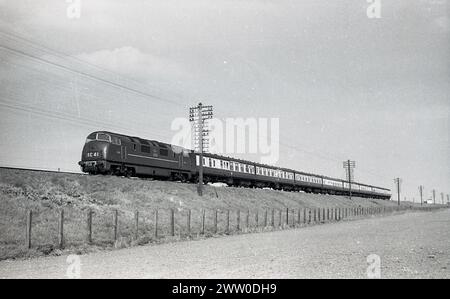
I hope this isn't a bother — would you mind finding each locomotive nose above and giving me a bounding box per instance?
[82,142,108,160]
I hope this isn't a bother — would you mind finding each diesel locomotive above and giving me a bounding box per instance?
[79,131,391,200]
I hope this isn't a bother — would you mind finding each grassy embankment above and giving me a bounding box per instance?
[0,168,444,260]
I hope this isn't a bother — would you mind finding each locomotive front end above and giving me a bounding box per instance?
[79,132,111,174]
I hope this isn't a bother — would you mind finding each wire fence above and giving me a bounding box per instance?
[6,204,448,251]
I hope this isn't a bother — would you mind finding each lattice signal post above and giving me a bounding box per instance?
[343,160,355,200]
[189,102,213,196]
[419,185,424,206]
[394,178,402,206]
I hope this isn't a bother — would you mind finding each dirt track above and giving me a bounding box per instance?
[1,209,449,278]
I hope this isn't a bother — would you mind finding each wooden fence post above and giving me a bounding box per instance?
[154,209,158,238]
[255,210,259,228]
[201,209,205,234]
[86,209,92,244]
[327,208,329,221]
[264,210,268,227]
[246,210,249,230]
[214,210,218,234]
[286,208,289,226]
[313,209,317,223]
[170,209,175,237]
[26,210,32,249]
[318,209,321,223]
[297,209,301,225]
[226,210,230,233]
[113,209,118,242]
[308,209,311,224]
[272,209,275,227]
[278,210,282,228]
[58,209,64,249]
[237,210,240,231]
[187,209,191,236]
[135,210,139,240]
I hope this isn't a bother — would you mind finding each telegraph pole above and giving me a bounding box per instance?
[419,185,424,206]
[441,192,444,205]
[394,178,402,206]
[432,189,436,205]
[343,160,355,200]
[447,194,449,205]
[189,102,213,196]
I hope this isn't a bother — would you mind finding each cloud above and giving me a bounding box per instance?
[76,46,187,81]
[433,16,450,32]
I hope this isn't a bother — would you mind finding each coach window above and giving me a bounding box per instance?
[160,148,168,156]
[203,157,206,166]
[141,145,151,153]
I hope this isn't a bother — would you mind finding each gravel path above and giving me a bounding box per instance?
[1,209,449,279]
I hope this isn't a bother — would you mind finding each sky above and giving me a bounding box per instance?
[0,0,449,202]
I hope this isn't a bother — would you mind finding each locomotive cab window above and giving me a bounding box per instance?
[111,136,121,145]
[85,133,97,143]
[97,133,111,142]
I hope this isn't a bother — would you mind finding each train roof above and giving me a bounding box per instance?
[92,131,185,151]
[202,152,390,191]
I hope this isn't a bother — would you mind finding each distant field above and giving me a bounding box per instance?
[0,168,444,260]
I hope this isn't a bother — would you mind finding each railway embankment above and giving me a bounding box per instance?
[0,167,446,260]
